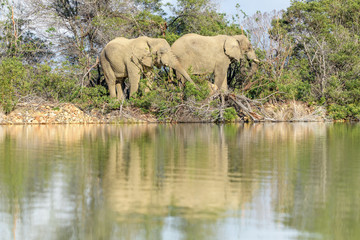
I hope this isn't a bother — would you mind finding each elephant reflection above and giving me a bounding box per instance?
[102,124,258,218]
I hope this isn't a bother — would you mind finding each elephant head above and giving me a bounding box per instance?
[232,35,259,75]
[224,35,258,71]
[132,37,195,85]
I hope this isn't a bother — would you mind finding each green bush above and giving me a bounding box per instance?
[31,63,79,101]
[328,103,360,120]
[71,85,110,111]
[277,78,312,101]
[129,73,211,120]
[130,89,159,113]
[0,57,29,113]
[247,66,313,103]
[223,107,238,122]
[0,57,111,113]
[328,104,348,120]
[183,74,210,101]
[131,82,183,118]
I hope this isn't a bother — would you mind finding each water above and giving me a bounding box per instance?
[0,123,359,240]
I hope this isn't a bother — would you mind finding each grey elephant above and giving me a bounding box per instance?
[171,34,259,91]
[100,36,194,99]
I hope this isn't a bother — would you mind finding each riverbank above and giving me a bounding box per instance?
[0,101,157,125]
[0,100,328,125]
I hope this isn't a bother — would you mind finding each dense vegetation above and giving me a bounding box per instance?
[1,0,360,120]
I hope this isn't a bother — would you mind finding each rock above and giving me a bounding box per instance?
[0,101,158,125]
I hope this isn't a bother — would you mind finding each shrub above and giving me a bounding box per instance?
[128,73,213,121]
[0,57,29,113]
[0,57,111,113]
[31,63,79,101]
[183,74,210,101]
[328,103,360,120]
[223,107,238,122]
[71,85,110,111]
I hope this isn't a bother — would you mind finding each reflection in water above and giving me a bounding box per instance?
[103,124,255,219]
[0,123,360,239]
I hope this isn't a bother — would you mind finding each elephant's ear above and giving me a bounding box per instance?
[224,37,241,61]
[132,44,153,68]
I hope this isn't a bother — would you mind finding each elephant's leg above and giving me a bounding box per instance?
[168,68,174,82]
[207,82,219,94]
[128,68,141,97]
[115,82,125,100]
[144,71,154,92]
[220,78,228,90]
[214,65,228,91]
[101,56,118,98]
[174,70,185,85]
[108,82,117,98]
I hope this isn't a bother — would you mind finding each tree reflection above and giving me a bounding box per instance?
[0,123,359,239]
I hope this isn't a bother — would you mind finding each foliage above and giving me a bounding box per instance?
[183,74,210,101]
[0,57,110,113]
[328,103,360,120]
[0,1,51,63]
[268,0,360,118]
[235,0,360,120]
[167,0,242,36]
[223,107,237,122]
[240,10,300,99]
[0,57,28,113]
[129,73,211,120]
[71,85,110,111]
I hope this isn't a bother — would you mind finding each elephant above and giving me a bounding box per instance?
[171,34,259,91]
[100,36,194,99]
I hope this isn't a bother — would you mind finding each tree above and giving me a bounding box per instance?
[94,0,166,41]
[233,10,294,93]
[0,1,51,63]
[166,0,241,39]
[273,0,360,102]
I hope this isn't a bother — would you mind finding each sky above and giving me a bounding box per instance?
[164,0,291,16]
[219,0,291,16]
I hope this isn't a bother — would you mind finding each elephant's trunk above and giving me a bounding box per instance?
[249,61,258,76]
[174,64,196,85]
[167,55,196,85]
[246,50,258,63]
[246,50,259,76]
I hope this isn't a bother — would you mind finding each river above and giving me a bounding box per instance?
[0,123,359,240]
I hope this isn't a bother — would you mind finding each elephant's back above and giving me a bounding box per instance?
[171,34,223,73]
[103,39,129,59]
[173,34,209,48]
[172,34,224,55]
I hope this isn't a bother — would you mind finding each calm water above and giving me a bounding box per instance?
[0,123,359,240]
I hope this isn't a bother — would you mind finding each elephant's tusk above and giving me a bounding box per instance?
[253,59,260,64]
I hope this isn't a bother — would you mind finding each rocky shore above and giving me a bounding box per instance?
[0,102,157,125]
[0,100,327,125]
